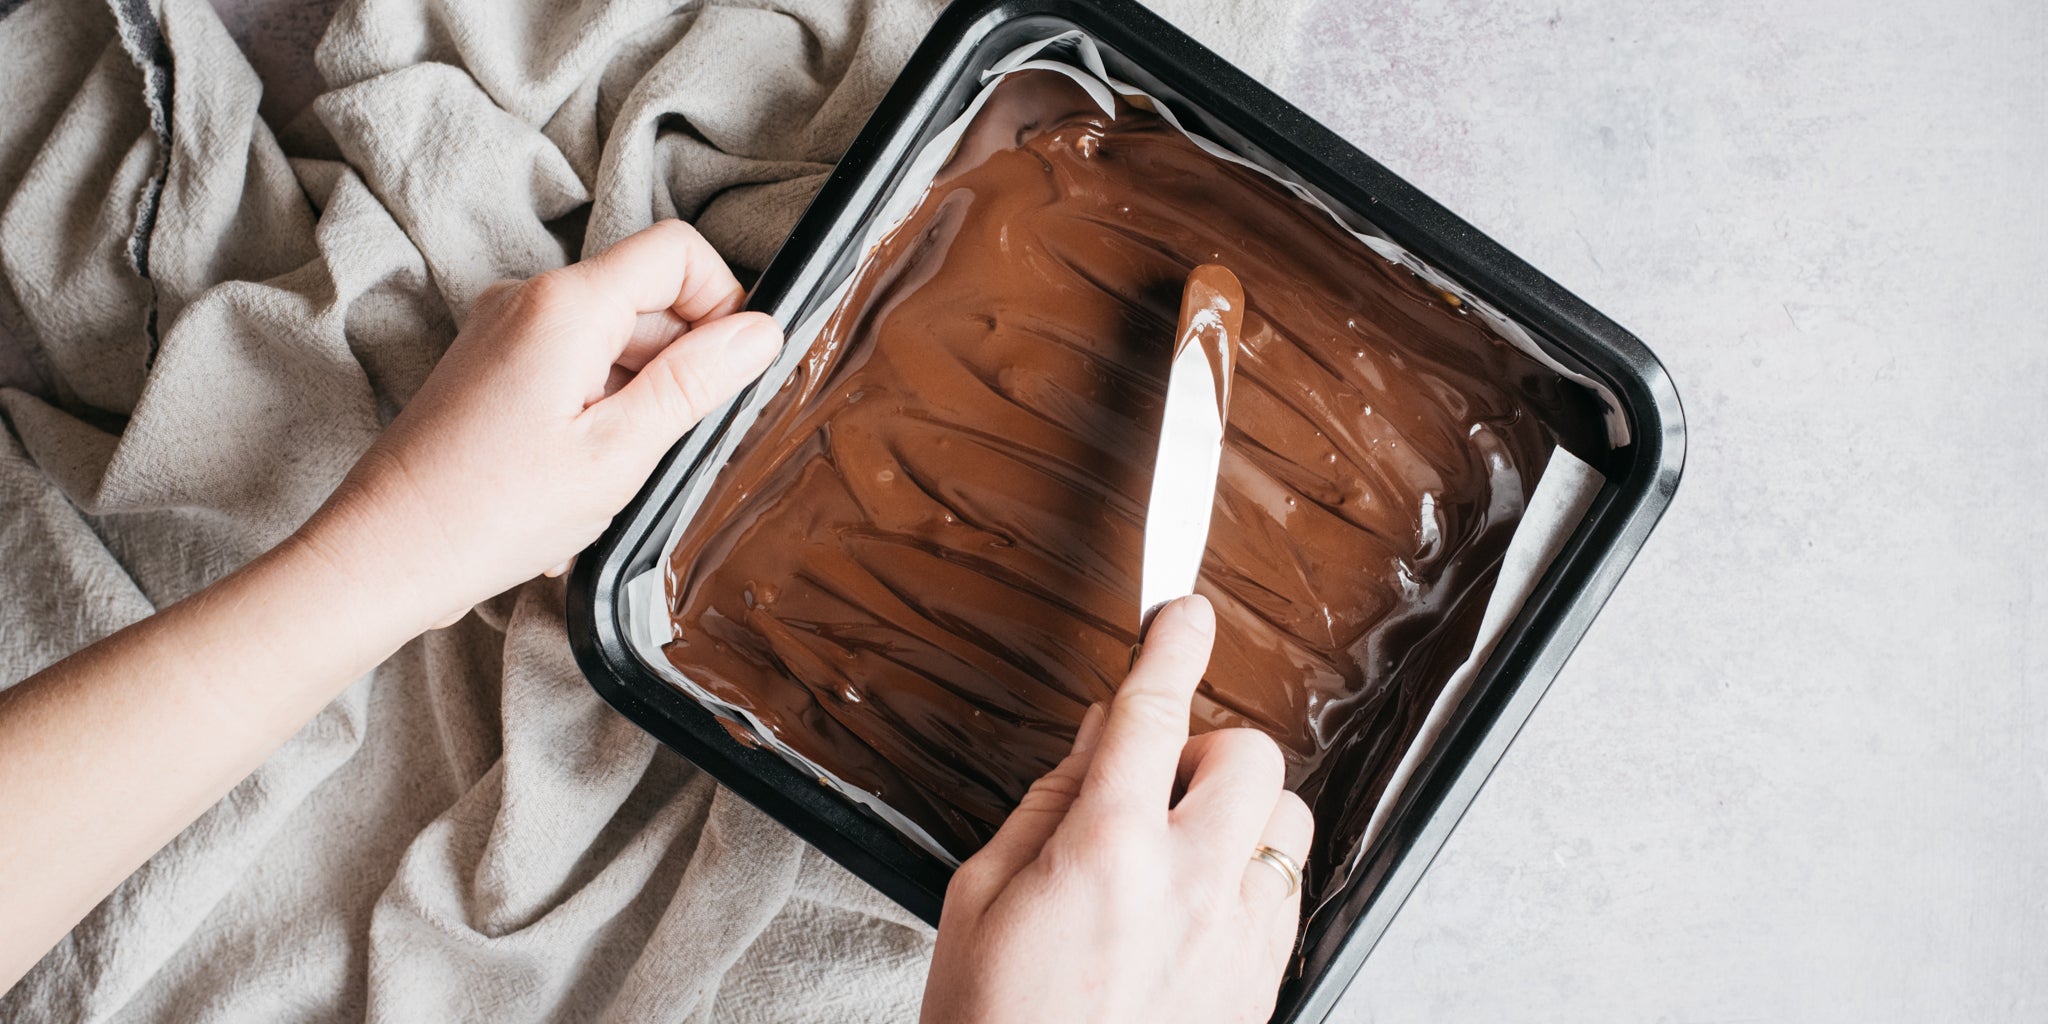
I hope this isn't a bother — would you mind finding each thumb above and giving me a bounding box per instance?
[957,703,1108,889]
[598,311,781,443]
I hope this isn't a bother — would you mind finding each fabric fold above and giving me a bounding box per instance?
[0,0,1309,1019]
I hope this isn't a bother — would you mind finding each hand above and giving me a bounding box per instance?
[922,596,1316,1024]
[0,219,782,990]
[297,220,782,626]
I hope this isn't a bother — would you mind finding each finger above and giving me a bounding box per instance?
[965,703,1107,882]
[585,321,671,405]
[565,219,746,325]
[1243,789,1314,913]
[1170,727,1285,880]
[1166,724,1281,801]
[597,364,633,404]
[468,279,521,324]
[542,559,573,579]
[1072,595,1215,826]
[593,312,781,443]
[1168,728,1223,806]
[617,309,689,372]
[596,308,693,407]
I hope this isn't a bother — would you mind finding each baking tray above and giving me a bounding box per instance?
[566,0,1686,1019]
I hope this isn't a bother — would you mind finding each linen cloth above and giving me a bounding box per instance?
[0,0,1306,1019]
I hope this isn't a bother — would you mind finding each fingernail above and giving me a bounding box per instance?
[734,312,781,342]
[1173,594,1215,637]
[733,317,782,367]
[1071,702,1107,756]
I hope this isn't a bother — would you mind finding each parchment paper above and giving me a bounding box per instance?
[622,31,1612,874]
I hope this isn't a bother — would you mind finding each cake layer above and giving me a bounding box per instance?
[662,70,1605,898]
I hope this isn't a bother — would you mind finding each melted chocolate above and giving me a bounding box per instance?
[1175,263,1243,418]
[664,71,1604,910]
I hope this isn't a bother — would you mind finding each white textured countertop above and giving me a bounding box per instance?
[22,2,2040,1020]
[1275,1,2047,1020]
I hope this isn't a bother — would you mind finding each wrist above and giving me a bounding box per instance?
[286,494,470,637]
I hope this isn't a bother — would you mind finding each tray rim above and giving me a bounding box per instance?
[567,1,1687,1020]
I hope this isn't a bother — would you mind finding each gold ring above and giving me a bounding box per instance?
[1249,844,1303,897]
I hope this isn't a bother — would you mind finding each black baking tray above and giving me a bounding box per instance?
[567,1,1686,1019]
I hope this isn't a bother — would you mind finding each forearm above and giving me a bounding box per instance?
[0,519,442,989]
[0,219,772,994]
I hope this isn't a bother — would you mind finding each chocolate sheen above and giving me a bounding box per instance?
[663,71,1604,915]
[1175,263,1243,419]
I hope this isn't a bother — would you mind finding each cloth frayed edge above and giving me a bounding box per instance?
[105,0,174,357]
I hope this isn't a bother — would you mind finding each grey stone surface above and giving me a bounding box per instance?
[9,0,2040,1018]
[1276,1,2047,1021]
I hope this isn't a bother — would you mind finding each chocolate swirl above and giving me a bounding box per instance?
[663,71,1604,908]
